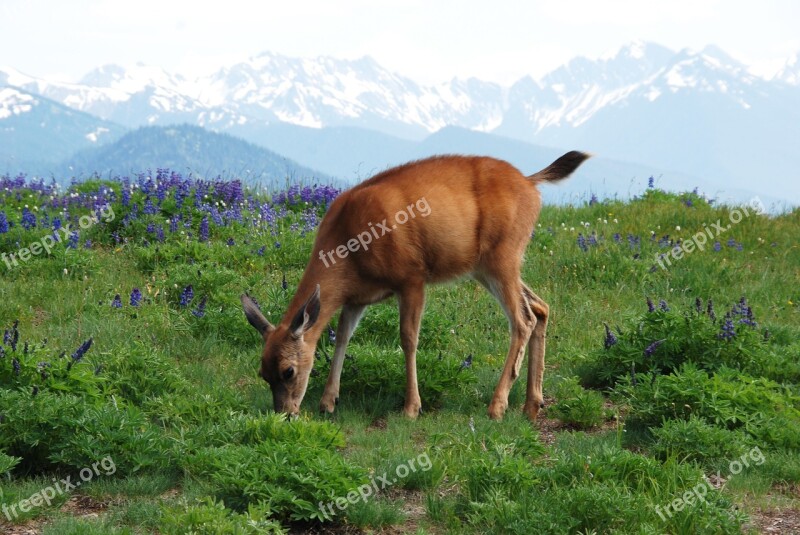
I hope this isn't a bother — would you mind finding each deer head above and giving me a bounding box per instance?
[240,285,321,416]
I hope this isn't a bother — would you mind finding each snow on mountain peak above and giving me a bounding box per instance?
[0,86,38,119]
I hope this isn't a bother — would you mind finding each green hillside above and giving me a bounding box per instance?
[1,171,798,534]
[62,124,333,187]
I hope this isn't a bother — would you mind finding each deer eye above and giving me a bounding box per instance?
[282,367,295,381]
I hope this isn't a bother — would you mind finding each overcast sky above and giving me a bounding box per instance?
[1,0,798,85]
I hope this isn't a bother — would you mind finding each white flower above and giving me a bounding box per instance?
[676,226,681,231]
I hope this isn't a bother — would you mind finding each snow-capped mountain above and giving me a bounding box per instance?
[1,41,799,200]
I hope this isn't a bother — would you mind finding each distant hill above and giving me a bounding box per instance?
[61,124,332,186]
[0,86,124,174]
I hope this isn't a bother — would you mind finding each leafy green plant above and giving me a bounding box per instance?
[160,498,286,534]
[549,376,606,428]
[649,415,753,467]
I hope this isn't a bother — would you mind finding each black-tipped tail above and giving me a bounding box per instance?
[529,151,591,182]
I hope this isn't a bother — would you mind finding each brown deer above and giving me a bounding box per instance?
[241,151,589,421]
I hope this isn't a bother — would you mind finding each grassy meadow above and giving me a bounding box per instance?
[0,171,799,534]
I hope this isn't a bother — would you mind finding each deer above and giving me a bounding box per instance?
[241,150,589,421]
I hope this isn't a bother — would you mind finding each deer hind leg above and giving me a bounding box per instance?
[521,285,549,421]
[477,272,537,421]
[320,303,366,414]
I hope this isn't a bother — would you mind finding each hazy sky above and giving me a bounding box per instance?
[1,0,798,85]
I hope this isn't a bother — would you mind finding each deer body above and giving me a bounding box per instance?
[242,151,589,420]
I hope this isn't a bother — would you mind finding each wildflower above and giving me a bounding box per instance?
[713,241,722,252]
[646,297,655,313]
[32,385,38,397]
[179,285,194,307]
[71,338,93,362]
[275,241,281,249]
[130,288,143,307]
[192,296,207,318]
[12,357,20,375]
[589,193,598,205]
[328,326,336,344]
[199,216,209,242]
[643,339,665,357]
[461,354,473,369]
[0,211,8,233]
[603,324,618,349]
[67,231,79,249]
[707,299,717,322]
[110,294,121,309]
[718,315,736,341]
[695,297,703,314]
[659,299,670,312]
[257,245,266,256]
[226,237,235,246]
[648,176,655,189]
[577,233,588,252]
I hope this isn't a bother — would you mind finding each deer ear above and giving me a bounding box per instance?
[290,284,321,337]
[241,294,274,336]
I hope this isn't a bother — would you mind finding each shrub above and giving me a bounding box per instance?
[650,416,753,467]
[549,376,606,428]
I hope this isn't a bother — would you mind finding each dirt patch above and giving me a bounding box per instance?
[744,505,800,534]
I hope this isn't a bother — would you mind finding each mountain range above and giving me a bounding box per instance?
[1,41,798,205]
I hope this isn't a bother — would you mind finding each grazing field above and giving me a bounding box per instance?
[1,171,798,534]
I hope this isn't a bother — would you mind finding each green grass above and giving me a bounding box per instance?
[1,180,799,534]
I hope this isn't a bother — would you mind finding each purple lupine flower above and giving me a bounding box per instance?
[604,324,618,349]
[712,241,722,252]
[646,297,655,313]
[695,297,703,314]
[111,294,122,308]
[226,238,235,246]
[9,320,18,351]
[71,338,93,362]
[67,232,79,249]
[589,193,598,206]
[718,315,736,341]
[191,296,207,318]
[179,285,194,307]
[0,211,8,233]
[275,241,281,249]
[328,326,336,344]
[12,357,20,375]
[199,216,209,242]
[20,208,37,230]
[130,288,143,307]
[461,354,473,369]
[648,176,655,189]
[643,339,665,357]
[659,299,670,311]
[256,245,266,256]
[577,233,588,252]
[613,233,621,243]
[707,299,716,322]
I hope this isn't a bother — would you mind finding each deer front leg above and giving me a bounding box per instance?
[320,304,366,414]
[398,282,425,418]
